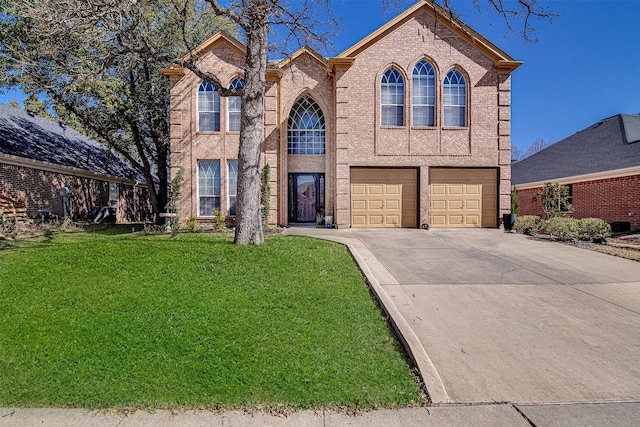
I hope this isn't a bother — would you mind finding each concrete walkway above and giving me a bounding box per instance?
[284,227,640,425]
[4,227,640,426]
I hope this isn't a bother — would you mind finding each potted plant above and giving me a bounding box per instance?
[503,187,519,232]
[316,211,324,227]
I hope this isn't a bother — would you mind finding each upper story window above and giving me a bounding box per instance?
[198,81,220,132]
[227,77,243,132]
[381,68,404,126]
[412,60,435,127]
[443,70,466,127]
[287,95,325,155]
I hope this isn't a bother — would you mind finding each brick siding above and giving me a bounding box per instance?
[168,6,514,228]
[516,174,640,230]
[0,161,152,222]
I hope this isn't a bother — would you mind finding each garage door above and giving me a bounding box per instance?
[429,168,497,228]
[351,168,417,228]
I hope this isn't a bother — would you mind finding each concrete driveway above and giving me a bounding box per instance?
[288,227,640,407]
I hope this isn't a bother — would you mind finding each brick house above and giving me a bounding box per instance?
[512,114,640,231]
[161,2,521,229]
[0,102,152,222]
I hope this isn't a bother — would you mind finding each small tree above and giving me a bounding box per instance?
[260,164,271,226]
[534,182,572,219]
[510,187,520,215]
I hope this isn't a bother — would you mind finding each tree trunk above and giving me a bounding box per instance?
[234,17,267,245]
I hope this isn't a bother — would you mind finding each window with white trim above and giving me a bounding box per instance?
[443,70,466,127]
[227,78,243,132]
[287,95,325,155]
[412,60,435,126]
[381,68,404,126]
[227,160,238,216]
[198,160,220,216]
[198,81,220,132]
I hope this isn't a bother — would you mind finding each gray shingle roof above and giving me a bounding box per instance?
[512,114,640,185]
[0,102,141,181]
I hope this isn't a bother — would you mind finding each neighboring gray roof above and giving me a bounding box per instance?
[0,102,141,181]
[512,114,640,185]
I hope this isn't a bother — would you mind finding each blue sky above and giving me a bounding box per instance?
[326,0,640,151]
[2,0,639,152]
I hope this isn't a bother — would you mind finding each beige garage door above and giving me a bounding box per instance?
[351,168,417,228]
[429,168,497,228]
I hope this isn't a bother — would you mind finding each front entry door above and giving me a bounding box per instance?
[288,174,325,223]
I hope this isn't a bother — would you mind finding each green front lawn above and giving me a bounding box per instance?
[0,231,423,410]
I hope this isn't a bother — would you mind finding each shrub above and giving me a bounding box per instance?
[534,182,573,219]
[212,210,226,230]
[186,215,198,232]
[514,215,542,236]
[510,187,520,215]
[543,217,580,241]
[578,218,610,242]
[260,164,271,226]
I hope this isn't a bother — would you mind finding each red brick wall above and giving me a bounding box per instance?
[0,162,151,222]
[516,174,640,230]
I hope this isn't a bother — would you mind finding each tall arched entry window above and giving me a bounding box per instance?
[287,95,325,223]
[287,95,325,155]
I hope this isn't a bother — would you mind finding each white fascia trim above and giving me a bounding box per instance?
[514,166,640,190]
[0,153,140,186]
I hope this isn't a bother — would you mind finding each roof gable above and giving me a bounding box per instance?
[512,114,640,186]
[0,102,142,181]
[333,2,521,72]
[276,46,327,70]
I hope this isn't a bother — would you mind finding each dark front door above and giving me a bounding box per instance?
[288,173,325,223]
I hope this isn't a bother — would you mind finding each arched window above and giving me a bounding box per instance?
[227,77,243,132]
[198,81,220,132]
[287,95,325,155]
[381,67,404,126]
[443,70,466,127]
[412,60,435,126]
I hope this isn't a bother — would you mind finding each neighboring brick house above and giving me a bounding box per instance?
[512,114,640,230]
[161,2,521,228]
[0,102,153,222]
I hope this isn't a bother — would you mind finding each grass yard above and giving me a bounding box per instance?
[0,231,423,410]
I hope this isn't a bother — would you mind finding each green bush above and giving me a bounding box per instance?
[543,216,580,241]
[186,215,198,232]
[514,215,542,236]
[578,218,610,242]
[212,209,226,230]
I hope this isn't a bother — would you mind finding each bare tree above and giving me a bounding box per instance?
[512,138,549,162]
[2,0,554,244]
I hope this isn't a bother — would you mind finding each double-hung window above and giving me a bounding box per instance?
[443,70,466,127]
[198,81,220,132]
[198,160,220,216]
[381,68,404,126]
[412,60,435,126]
[227,78,243,132]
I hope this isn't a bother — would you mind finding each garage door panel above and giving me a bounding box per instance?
[352,215,366,226]
[431,200,446,210]
[387,200,400,210]
[385,185,400,195]
[429,168,497,228]
[449,185,464,195]
[466,200,480,210]
[352,200,366,210]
